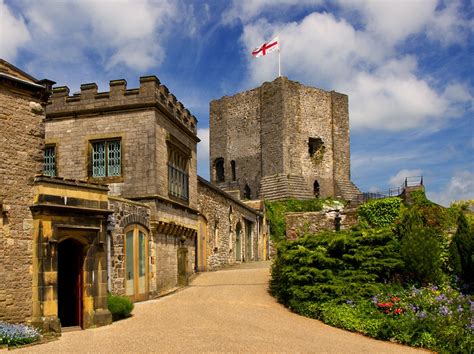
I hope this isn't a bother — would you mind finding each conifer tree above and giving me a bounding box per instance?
[450,212,474,288]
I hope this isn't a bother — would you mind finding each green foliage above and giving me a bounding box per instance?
[270,228,403,305]
[282,285,473,353]
[107,294,134,321]
[357,197,402,228]
[450,212,474,289]
[265,199,325,241]
[270,191,474,352]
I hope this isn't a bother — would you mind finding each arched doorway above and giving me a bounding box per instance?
[124,224,148,302]
[235,222,242,262]
[58,238,84,328]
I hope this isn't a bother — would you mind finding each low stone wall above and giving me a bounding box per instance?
[286,208,358,239]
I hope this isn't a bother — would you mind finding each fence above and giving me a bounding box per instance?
[353,176,423,204]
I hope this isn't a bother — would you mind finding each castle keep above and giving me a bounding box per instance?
[210,76,360,201]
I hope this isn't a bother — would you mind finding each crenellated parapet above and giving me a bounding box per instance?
[46,76,198,135]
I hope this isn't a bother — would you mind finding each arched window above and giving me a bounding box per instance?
[244,184,251,199]
[231,160,236,181]
[215,158,225,182]
[313,180,320,198]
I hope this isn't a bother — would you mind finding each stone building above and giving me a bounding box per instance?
[0,60,112,331]
[197,177,268,271]
[209,76,360,201]
[45,77,200,301]
[0,58,267,332]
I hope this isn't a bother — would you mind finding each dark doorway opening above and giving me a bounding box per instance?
[58,238,84,328]
[313,180,320,198]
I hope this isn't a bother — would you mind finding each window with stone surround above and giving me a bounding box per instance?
[43,144,56,177]
[90,139,121,178]
[168,146,189,201]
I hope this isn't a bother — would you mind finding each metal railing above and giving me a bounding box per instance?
[353,176,423,204]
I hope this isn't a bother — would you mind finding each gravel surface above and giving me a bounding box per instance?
[18,261,424,353]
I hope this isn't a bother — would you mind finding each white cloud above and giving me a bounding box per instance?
[338,0,437,45]
[240,8,472,132]
[425,0,473,45]
[223,0,322,25]
[6,0,193,72]
[428,171,474,207]
[338,0,471,46]
[197,128,210,179]
[0,0,31,60]
[389,169,423,188]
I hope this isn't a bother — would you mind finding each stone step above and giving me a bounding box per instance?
[335,180,361,202]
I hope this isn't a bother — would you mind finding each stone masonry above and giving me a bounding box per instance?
[209,76,360,202]
[197,177,267,270]
[285,209,358,240]
[45,76,199,301]
[0,60,53,323]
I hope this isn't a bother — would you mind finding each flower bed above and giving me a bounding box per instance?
[0,322,41,347]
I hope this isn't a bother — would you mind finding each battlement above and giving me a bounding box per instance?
[47,76,197,135]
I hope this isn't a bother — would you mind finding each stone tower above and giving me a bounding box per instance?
[209,76,360,201]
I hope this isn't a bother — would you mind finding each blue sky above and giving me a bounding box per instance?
[1,0,473,206]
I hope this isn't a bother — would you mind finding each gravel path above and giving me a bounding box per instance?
[19,261,423,353]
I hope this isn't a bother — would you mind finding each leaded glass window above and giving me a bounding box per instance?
[43,145,56,177]
[91,139,121,178]
[168,148,189,201]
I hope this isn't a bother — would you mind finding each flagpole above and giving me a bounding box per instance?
[278,48,281,77]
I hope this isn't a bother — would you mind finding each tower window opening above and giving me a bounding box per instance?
[308,137,324,157]
[231,160,236,181]
[215,158,225,182]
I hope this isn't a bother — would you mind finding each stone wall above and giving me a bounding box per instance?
[0,76,47,323]
[46,76,199,210]
[209,76,354,201]
[108,197,151,296]
[197,177,267,270]
[210,88,261,199]
[285,208,358,239]
[108,196,196,299]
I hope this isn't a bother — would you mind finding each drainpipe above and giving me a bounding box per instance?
[256,216,260,261]
[107,232,112,292]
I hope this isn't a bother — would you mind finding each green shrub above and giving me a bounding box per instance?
[270,193,473,352]
[450,212,474,289]
[357,197,402,228]
[0,322,41,347]
[270,228,403,305]
[398,207,443,285]
[107,294,134,321]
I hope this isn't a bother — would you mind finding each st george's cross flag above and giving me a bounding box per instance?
[251,36,279,58]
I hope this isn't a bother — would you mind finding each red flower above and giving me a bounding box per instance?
[394,308,404,315]
[391,297,400,302]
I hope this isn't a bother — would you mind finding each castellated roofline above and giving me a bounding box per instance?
[47,75,198,137]
[210,75,347,105]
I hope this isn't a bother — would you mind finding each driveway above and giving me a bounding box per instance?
[19,261,422,353]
